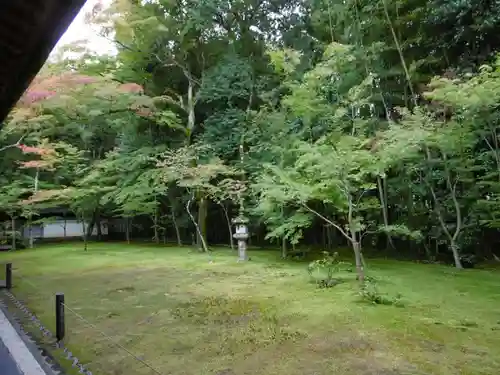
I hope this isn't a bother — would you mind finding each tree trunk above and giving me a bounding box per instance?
[429,192,461,266]
[348,195,364,283]
[81,219,88,251]
[281,238,287,259]
[184,76,206,251]
[86,210,97,238]
[423,240,432,261]
[443,152,464,269]
[302,202,366,281]
[186,78,195,135]
[352,240,365,283]
[450,242,463,269]
[28,218,34,249]
[321,225,328,249]
[171,210,182,246]
[153,210,159,244]
[197,197,208,251]
[326,225,333,250]
[377,175,395,249]
[186,195,208,252]
[27,168,39,249]
[125,217,130,244]
[425,147,464,269]
[11,216,16,251]
[63,218,67,238]
[96,212,102,240]
[34,168,39,193]
[221,203,234,250]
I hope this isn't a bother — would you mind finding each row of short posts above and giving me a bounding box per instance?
[2,263,65,342]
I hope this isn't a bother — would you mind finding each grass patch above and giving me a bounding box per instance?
[1,242,499,375]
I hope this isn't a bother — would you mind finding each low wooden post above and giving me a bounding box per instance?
[5,263,12,290]
[55,293,65,342]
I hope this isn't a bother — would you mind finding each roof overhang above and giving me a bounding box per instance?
[0,0,87,126]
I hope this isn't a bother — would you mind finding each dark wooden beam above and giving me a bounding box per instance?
[0,0,87,126]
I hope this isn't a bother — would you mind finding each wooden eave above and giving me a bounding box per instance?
[0,0,86,126]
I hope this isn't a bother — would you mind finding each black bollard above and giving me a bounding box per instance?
[55,293,65,342]
[5,263,12,289]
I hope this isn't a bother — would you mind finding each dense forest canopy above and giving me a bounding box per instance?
[2,0,500,276]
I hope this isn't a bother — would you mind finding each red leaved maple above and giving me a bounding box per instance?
[18,160,52,169]
[17,144,55,156]
[22,90,57,104]
[17,73,98,107]
[118,83,144,94]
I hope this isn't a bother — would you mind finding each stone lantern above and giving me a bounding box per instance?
[232,215,249,262]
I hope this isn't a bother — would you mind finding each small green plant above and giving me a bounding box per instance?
[358,278,404,307]
[307,251,350,288]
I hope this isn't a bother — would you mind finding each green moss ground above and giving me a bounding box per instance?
[0,243,499,375]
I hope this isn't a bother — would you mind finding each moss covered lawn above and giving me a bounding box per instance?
[0,243,499,375]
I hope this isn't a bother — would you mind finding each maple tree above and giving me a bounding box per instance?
[156,144,245,252]
[2,0,500,272]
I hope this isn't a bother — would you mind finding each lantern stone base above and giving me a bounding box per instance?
[237,239,248,262]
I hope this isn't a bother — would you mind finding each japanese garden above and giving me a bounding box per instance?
[0,1,499,374]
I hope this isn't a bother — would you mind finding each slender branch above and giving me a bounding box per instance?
[380,0,417,107]
[161,56,201,86]
[91,22,202,87]
[0,134,27,152]
[354,0,393,121]
[93,28,136,52]
[424,146,452,241]
[347,195,354,231]
[338,181,351,204]
[326,0,334,43]
[355,188,370,206]
[442,151,462,242]
[483,134,495,154]
[360,228,377,241]
[301,203,352,241]
[427,181,452,241]
[185,190,209,252]
[0,143,19,153]
[219,201,234,250]
[482,133,500,181]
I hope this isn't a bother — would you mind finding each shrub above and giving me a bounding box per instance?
[307,251,350,288]
[358,278,404,307]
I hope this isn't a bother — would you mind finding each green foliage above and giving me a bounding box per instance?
[263,209,312,246]
[358,278,405,307]
[198,54,253,105]
[381,225,423,242]
[307,251,350,288]
[3,0,500,268]
[200,108,247,160]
